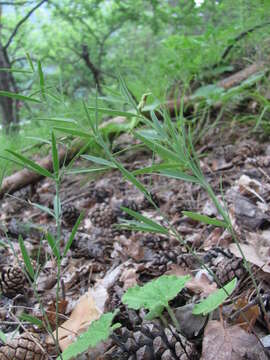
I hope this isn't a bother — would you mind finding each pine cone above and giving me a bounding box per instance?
[215,257,246,286]
[203,247,247,286]
[62,204,80,226]
[105,321,199,360]
[116,199,139,220]
[0,332,47,360]
[92,186,112,203]
[90,203,117,228]
[0,266,26,298]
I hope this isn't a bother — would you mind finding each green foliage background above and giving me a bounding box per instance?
[0,0,270,163]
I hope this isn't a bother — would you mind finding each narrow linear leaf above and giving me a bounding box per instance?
[183,211,227,228]
[26,52,35,72]
[135,132,180,162]
[192,278,237,316]
[54,126,92,138]
[6,150,53,178]
[87,106,139,118]
[0,68,33,74]
[19,235,35,280]
[111,159,148,197]
[31,202,55,218]
[81,155,117,168]
[83,101,96,135]
[159,169,199,183]
[19,313,43,327]
[46,232,60,260]
[51,132,59,177]
[66,167,109,174]
[118,220,168,234]
[120,207,168,234]
[38,60,46,100]
[0,91,41,103]
[132,163,183,176]
[35,117,77,124]
[63,212,84,257]
[118,73,138,110]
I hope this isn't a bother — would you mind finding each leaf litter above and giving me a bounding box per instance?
[1,132,270,359]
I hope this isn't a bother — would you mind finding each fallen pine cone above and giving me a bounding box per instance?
[0,266,26,298]
[0,332,47,360]
[104,320,199,360]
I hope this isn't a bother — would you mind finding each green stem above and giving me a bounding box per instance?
[54,179,63,360]
[166,305,180,332]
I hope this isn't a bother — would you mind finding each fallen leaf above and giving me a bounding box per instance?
[120,266,138,290]
[233,297,260,332]
[44,299,68,330]
[167,266,217,297]
[174,304,208,339]
[201,320,268,360]
[46,289,101,351]
[229,243,270,273]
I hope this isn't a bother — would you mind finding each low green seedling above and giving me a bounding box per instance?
[192,277,237,316]
[122,275,191,314]
[123,275,237,331]
[123,275,191,330]
[57,311,120,360]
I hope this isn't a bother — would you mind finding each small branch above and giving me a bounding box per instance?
[4,0,48,50]
[219,21,270,64]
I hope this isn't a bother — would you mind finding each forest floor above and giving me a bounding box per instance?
[1,120,270,359]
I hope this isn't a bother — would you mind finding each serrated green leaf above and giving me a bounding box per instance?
[145,303,164,320]
[123,275,191,312]
[58,311,118,360]
[19,235,35,280]
[192,278,237,316]
[182,211,227,228]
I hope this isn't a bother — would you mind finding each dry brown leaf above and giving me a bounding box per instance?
[43,299,68,330]
[120,266,138,290]
[167,265,217,296]
[46,289,101,351]
[201,320,267,360]
[233,297,260,332]
[229,243,270,273]
[203,227,223,250]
